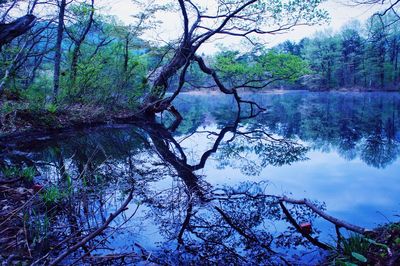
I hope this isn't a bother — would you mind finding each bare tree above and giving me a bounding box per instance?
[0,17,53,94]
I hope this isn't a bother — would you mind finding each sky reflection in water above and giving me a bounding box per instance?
[2,91,400,264]
[174,91,400,227]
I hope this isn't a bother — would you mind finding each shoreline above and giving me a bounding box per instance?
[177,88,400,95]
[2,88,400,144]
[0,103,143,145]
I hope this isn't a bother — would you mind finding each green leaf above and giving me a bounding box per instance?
[344,262,358,266]
[366,238,388,249]
[351,252,367,263]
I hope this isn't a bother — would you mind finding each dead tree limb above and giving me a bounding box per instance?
[279,201,330,250]
[279,196,373,234]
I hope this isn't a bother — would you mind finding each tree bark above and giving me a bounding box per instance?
[53,0,67,103]
[150,43,193,100]
[0,14,36,48]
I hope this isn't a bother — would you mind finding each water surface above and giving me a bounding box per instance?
[2,91,400,264]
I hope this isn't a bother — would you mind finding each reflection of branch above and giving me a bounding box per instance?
[177,202,193,245]
[189,229,248,263]
[190,123,237,171]
[214,206,292,265]
[49,190,134,265]
[72,201,141,264]
[214,206,277,254]
[279,197,372,234]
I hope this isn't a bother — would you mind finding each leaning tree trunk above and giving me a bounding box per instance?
[140,0,264,117]
[145,42,194,107]
[0,14,36,48]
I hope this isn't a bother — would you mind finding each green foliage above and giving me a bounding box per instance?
[45,103,58,114]
[333,234,389,266]
[21,167,37,182]
[259,51,311,82]
[56,32,150,108]
[1,166,36,181]
[351,252,367,263]
[213,49,310,89]
[332,234,370,265]
[30,212,51,245]
[331,233,389,265]
[41,186,63,205]
[1,166,19,178]
[22,75,52,111]
[365,237,388,249]
[0,102,13,114]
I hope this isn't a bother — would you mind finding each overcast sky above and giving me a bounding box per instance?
[98,0,384,53]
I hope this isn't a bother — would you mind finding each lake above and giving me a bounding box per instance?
[1,91,400,264]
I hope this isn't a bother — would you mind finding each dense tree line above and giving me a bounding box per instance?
[0,0,159,110]
[276,13,400,90]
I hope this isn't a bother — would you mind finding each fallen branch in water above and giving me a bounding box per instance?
[279,196,373,234]
[279,201,330,250]
[49,190,134,266]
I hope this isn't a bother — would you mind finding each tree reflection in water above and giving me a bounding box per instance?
[171,92,400,169]
[0,110,369,265]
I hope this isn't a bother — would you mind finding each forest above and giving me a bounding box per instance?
[1,0,399,125]
[276,15,400,90]
[1,0,400,265]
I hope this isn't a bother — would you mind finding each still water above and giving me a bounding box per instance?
[2,91,400,264]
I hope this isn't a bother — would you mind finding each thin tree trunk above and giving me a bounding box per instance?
[123,34,129,74]
[53,0,66,103]
[0,41,28,93]
[69,0,94,88]
[70,44,80,86]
